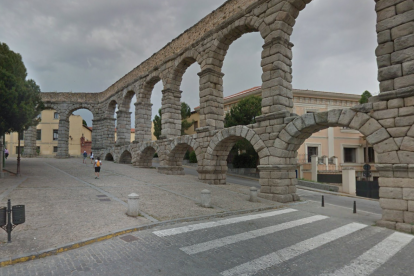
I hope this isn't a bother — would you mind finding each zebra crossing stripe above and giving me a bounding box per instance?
[220,222,368,276]
[153,208,297,237]
[321,232,414,276]
[180,215,328,255]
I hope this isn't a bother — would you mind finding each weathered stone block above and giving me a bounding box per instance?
[338,109,356,126]
[378,118,395,128]
[403,188,414,200]
[349,112,371,129]
[388,98,405,108]
[378,65,402,81]
[397,0,414,15]
[377,54,392,69]
[395,115,414,126]
[400,136,414,151]
[392,22,414,40]
[377,151,400,164]
[376,220,396,230]
[398,151,414,163]
[388,126,410,137]
[408,200,414,211]
[396,223,412,233]
[404,211,414,223]
[382,209,404,223]
[272,194,293,203]
[380,187,403,199]
[359,119,383,136]
[394,74,414,89]
[373,138,399,153]
[395,33,414,51]
[373,101,388,111]
[391,46,414,64]
[366,128,390,144]
[372,108,399,120]
[380,198,408,211]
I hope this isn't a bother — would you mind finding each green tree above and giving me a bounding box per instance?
[224,96,262,168]
[0,42,44,174]
[359,90,372,104]
[82,119,88,127]
[181,102,194,135]
[153,109,162,140]
[224,95,262,127]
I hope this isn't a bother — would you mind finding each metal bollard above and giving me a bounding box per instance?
[322,196,324,207]
[201,189,211,208]
[127,193,140,217]
[249,187,258,202]
[353,201,357,214]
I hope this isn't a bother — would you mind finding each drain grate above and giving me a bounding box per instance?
[99,198,111,202]
[120,235,139,243]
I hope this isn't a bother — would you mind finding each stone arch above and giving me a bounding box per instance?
[158,136,202,175]
[105,153,114,161]
[107,99,118,118]
[199,126,269,184]
[119,150,132,164]
[135,141,159,168]
[121,89,136,111]
[166,49,203,91]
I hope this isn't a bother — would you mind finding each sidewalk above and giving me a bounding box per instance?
[0,158,283,260]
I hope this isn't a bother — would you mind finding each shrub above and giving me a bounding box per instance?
[153,153,158,158]
[232,153,257,168]
[189,151,197,163]
[184,150,190,160]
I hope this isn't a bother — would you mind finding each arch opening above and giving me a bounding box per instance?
[105,153,114,161]
[136,146,157,168]
[119,150,132,164]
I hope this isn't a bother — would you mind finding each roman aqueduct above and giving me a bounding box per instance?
[22,0,414,232]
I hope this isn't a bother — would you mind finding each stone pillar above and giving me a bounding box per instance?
[333,156,338,170]
[311,155,318,182]
[258,165,299,203]
[376,164,414,233]
[342,167,356,195]
[161,89,182,139]
[23,126,37,157]
[260,37,294,116]
[116,110,132,145]
[91,118,104,153]
[324,156,329,171]
[375,0,414,99]
[198,68,224,130]
[100,118,116,149]
[135,102,153,143]
[56,119,69,158]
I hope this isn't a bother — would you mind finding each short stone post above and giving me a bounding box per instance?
[311,155,318,182]
[249,187,258,202]
[333,157,338,171]
[201,189,211,208]
[342,168,356,195]
[299,164,303,179]
[127,193,140,217]
[324,156,329,171]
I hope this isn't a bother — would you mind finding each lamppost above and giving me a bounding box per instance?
[0,199,25,243]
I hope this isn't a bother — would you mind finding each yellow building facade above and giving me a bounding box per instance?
[5,110,92,157]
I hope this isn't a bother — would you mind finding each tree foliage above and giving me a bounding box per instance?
[82,119,88,127]
[224,95,262,128]
[0,42,43,135]
[359,90,372,104]
[153,109,162,140]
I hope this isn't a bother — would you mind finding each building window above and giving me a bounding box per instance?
[19,131,24,140]
[54,112,59,119]
[364,147,375,163]
[344,148,357,163]
[53,146,58,153]
[53,129,59,140]
[36,129,42,140]
[307,147,318,163]
[194,121,198,130]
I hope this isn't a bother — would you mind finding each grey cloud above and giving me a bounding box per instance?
[1,0,379,128]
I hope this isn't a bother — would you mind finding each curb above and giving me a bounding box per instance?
[297,185,379,202]
[0,205,283,268]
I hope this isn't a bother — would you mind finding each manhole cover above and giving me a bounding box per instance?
[120,235,139,243]
[99,198,111,202]
[97,195,107,198]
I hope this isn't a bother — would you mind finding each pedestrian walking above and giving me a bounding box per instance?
[94,157,102,179]
[4,148,9,159]
[90,152,94,164]
[82,150,87,163]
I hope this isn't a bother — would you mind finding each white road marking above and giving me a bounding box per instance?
[153,209,297,237]
[180,215,328,255]
[220,222,368,276]
[321,232,414,276]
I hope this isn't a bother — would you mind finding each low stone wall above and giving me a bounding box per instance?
[298,180,340,193]
[227,168,259,178]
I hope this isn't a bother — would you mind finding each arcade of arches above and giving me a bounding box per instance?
[25,0,414,232]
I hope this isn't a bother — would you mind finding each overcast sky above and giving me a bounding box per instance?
[0,0,378,127]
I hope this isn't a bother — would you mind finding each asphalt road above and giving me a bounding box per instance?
[179,164,382,215]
